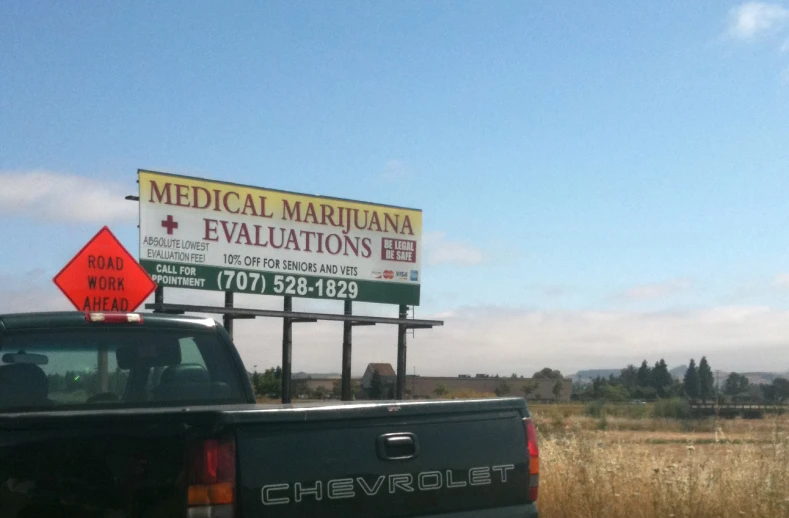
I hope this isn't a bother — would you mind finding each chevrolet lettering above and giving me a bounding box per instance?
[261,465,516,505]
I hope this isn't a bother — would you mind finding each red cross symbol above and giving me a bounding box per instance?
[161,215,179,235]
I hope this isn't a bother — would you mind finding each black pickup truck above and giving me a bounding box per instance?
[0,311,539,518]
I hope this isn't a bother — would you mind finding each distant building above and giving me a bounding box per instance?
[304,378,336,393]
[406,376,573,402]
[361,363,397,398]
[300,364,572,402]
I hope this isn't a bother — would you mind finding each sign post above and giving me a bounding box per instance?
[281,296,293,404]
[342,300,353,401]
[396,304,408,400]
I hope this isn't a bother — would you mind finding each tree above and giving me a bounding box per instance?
[620,365,639,392]
[759,379,789,405]
[533,368,563,380]
[369,369,383,399]
[591,376,606,399]
[761,383,776,404]
[683,359,700,400]
[600,383,629,402]
[522,380,539,398]
[724,372,749,396]
[251,372,263,396]
[651,359,672,398]
[495,382,511,397]
[637,360,651,388]
[252,367,282,398]
[632,385,657,400]
[351,380,362,400]
[434,384,449,397]
[552,380,564,400]
[698,357,714,403]
[668,378,684,398]
[292,379,309,398]
[772,378,789,405]
[331,380,342,399]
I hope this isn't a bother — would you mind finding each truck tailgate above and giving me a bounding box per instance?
[0,409,225,518]
[232,399,530,517]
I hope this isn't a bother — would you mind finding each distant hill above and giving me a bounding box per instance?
[571,369,621,383]
[574,365,789,386]
[670,365,687,380]
[668,364,788,386]
[738,372,788,386]
[292,372,341,380]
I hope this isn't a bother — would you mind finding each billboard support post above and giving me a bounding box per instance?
[396,304,408,400]
[153,286,164,312]
[342,300,353,401]
[223,292,234,340]
[281,296,293,404]
[147,299,442,403]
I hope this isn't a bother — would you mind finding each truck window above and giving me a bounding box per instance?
[145,338,208,395]
[0,327,246,411]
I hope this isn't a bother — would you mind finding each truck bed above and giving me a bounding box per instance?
[0,398,536,517]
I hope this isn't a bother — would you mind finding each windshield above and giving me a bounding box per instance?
[0,327,246,411]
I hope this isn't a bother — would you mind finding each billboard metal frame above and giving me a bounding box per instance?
[146,287,443,403]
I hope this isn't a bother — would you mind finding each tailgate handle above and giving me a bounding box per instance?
[377,433,419,461]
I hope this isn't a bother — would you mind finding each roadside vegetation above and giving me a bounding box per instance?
[573,357,789,407]
[531,407,789,518]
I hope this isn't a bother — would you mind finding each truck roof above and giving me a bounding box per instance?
[0,311,217,331]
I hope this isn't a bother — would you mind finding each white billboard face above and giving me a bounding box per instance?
[138,170,422,305]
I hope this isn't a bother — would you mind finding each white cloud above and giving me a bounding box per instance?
[2,276,789,375]
[423,232,485,267]
[774,273,789,287]
[407,305,789,376]
[619,278,694,301]
[728,2,789,39]
[0,272,72,314]
[228,303,789,376]
[0,170,137,224]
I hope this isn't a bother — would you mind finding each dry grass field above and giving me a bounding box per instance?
[254,396,789,516]
[530,404,789,518]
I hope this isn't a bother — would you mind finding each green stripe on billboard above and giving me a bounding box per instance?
[142,260,420,306]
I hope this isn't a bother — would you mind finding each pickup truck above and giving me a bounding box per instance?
[0,311,539,518]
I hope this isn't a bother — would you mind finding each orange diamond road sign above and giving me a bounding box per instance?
[53,226,157,312]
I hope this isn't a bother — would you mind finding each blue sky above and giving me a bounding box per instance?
[2,1,789,375]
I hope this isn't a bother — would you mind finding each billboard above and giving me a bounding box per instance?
[138,170,421,305]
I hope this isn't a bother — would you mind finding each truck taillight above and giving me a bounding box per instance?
[524,418,539,502]
[188,437,236,518]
